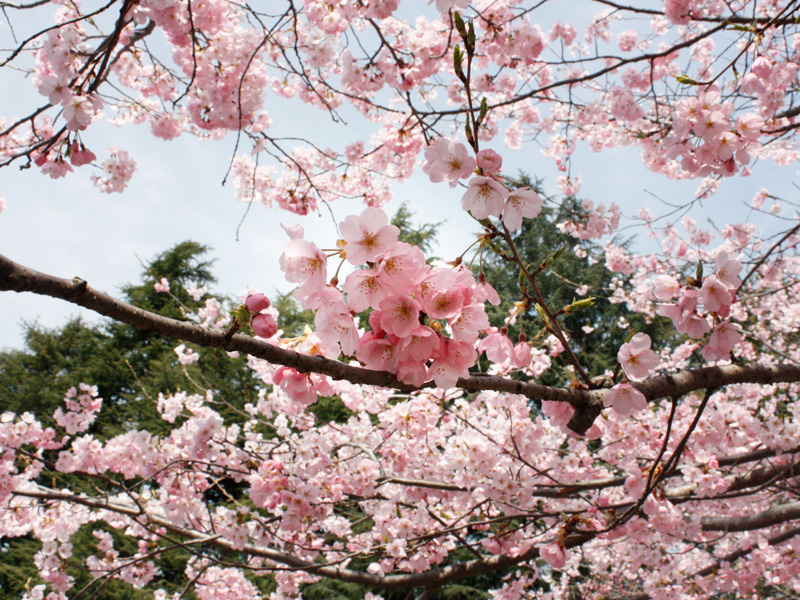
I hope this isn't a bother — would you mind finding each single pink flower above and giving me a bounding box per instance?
[427,339,476,388]
[245,293,271,313]
[280,238,328,303]
[343,269,384,313]
[252,313,278,338]
[617,333,659,380]
[339,207,399,265]
[477,330,514,363]
[376,243,426,295]
[475,276,501,306]
[476,149,503,173]
[653,275,680,301]
[699,275,732,313]
[379,295,421,339]
[701,321,742,362]
[604,383,647,416]
[502,187,543,230]
[425,287,466,320]
[448,304,490,344]
[715,251,742,289]
[461,176,507,220]
[539,541,567,570]
[422,138,476,186]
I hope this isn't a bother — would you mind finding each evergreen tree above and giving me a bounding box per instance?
[0,242,260,600]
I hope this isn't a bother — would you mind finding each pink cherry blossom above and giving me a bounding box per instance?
[37,74,71,105]
[245,293,271,313]
[252,313,278,339]
[425,287,466,320]
[461,176,507,220]
[422,138,476,187]
[539,541,567,569]
[427,339,476,388]
[343,269,384,312]
[69,142,96,167]
[604,383,647,416]
[476,149,503,173]
[339,207,399,265]
[653,275,680,301]
[715,251,742,289]
[701,321,743,362]
[475,276,501,306]
[378,295,421,339]
[617,332,659,380]
[699,275,732,313]
[502,187,543,230]
[477,329,514,363]
[280,236,328,303]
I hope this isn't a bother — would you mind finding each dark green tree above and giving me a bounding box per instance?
[0,241,261,600]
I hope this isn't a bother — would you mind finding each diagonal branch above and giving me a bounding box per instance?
[701,501,800,532]
[3,252,800,435]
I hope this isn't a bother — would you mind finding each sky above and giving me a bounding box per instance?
[1,1,798,351]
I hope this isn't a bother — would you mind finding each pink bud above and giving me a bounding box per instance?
[252,313,278,338]
[476,149,503,173]
[245,293,271,313]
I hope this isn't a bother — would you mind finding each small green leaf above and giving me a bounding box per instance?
[675,74,700,85]
[453,45,464,79]
[541,244,568,270]
[564,297,596,314]
[230,305,251,326]
[453,11,468,39]
[534,303,549,326]
[479,97,488,121]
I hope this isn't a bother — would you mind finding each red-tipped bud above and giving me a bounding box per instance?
[245,293,271,314]
[252,313,277,338]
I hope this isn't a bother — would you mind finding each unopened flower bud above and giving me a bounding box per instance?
[245,293,271,314]
[252,313,278,338]
[564,297,596,314]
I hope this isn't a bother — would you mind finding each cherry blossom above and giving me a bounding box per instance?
[502,187,543,230]
[339,207,400,265]
[617,332,659,380]
[422,139,476,187]
[604,383,647,416]
[461,176,507,220]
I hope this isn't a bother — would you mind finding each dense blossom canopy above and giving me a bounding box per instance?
[3,1,800,599]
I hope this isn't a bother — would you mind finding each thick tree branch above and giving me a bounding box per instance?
[0,253,592,405]
[701,501,800,532]
[3,253,800,435]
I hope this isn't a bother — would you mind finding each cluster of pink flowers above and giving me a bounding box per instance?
[53,384,102,436]
[423,139,544,230]
[556,200,621,241]
[90,148,137,193]
[740,56,799,113]
[664,84,764,177]
[278,206,508,398]
[656,250,743,361]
